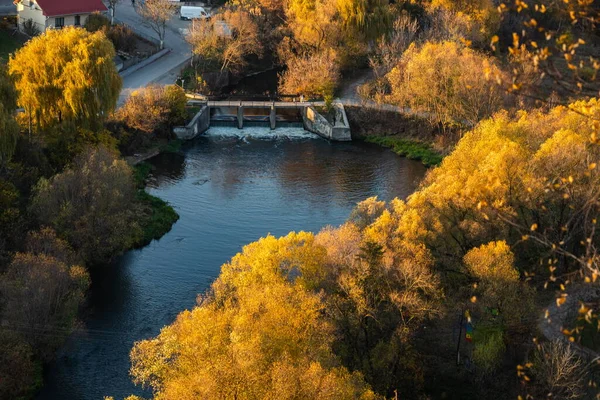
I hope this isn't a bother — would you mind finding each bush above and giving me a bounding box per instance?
[104,24,136,53]
[116,85,187,138]
[84,13,110,33]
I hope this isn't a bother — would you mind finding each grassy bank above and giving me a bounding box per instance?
[365,136,443,167]
[134,162,180,246]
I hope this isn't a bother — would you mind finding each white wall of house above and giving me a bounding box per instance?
[17,0,96,33]
[47,14,91,29]
[16,0,46,33]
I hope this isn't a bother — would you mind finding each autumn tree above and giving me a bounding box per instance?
[427,0,499,46]
[285,0,340,50]
[116,85,187,136]
[494,0,600,103]
[187,9,263,74]
[130,232,379,399]
[336,0,392,41]
[463,241,533,373]
[8,27,121,132]
[279,50,340,99]
[0,331,40,400]
[386,41,507,128]
[312,198,441,394]
[30,146,141,264]
[0,246,89,358]
[137,0,177,49]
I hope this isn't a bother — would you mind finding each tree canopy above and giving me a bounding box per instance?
[8,27,121,132]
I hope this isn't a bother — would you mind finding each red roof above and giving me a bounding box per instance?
[34,0,107,16]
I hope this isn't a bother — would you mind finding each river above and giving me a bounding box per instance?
[38,126,426,400]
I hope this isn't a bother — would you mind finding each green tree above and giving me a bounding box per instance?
[8,27,121,132]
[30,146,141,263]
[0,250,89,359]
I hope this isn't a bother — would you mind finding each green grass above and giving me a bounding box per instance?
[365,136,443,167]
[133,162,152,187]
[136,190,180,245]
[133,163,180,246]
[0,30,24,61]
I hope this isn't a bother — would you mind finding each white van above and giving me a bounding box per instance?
[180,6,210,20]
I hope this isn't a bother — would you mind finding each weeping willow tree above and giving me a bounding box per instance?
[336,0,392,41]
[8,27,122,132]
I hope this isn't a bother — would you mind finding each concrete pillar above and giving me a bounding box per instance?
[237,105,243,129]
[269,104,276,130]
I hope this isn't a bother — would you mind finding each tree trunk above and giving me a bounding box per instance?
[111,7,115,25]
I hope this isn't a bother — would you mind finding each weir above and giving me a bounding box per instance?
[173,100,352,141]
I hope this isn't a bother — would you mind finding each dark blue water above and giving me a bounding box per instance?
[39,127,426,400]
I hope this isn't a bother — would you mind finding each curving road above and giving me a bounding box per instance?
[112,1,196,104]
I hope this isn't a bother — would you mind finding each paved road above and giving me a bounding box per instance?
[113,1,195,104]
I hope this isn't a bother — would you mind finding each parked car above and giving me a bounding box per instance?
[180,6,210,20]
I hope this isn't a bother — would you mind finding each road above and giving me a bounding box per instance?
[113,1,195,103]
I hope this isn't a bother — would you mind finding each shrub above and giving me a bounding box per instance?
[116,85,187,138]
[84,13,110,32]
[105,24,136,53]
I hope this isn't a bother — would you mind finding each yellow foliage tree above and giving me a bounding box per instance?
[386,41,506,127]
[130,232,378,400]
[9,27,121,131]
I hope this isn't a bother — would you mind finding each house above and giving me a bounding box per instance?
[15,0,107,34]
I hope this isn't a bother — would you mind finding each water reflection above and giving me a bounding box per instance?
[39,127,426,400]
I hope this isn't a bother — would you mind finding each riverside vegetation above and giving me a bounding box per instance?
[0,27,181,398]
[2,0,600,399]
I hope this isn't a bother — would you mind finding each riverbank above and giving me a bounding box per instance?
[344,105,450,167]
[364,136,443,167]
[134,161,180,247]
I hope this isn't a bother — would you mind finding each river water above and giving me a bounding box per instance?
[38,126,426,400]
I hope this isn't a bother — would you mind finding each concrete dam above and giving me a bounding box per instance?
[174,100,352,141]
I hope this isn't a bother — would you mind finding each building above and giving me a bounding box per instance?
[15,0,107,34]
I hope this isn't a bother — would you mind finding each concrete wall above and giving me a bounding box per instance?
[173,104,210,140]
[302,103,351,141]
